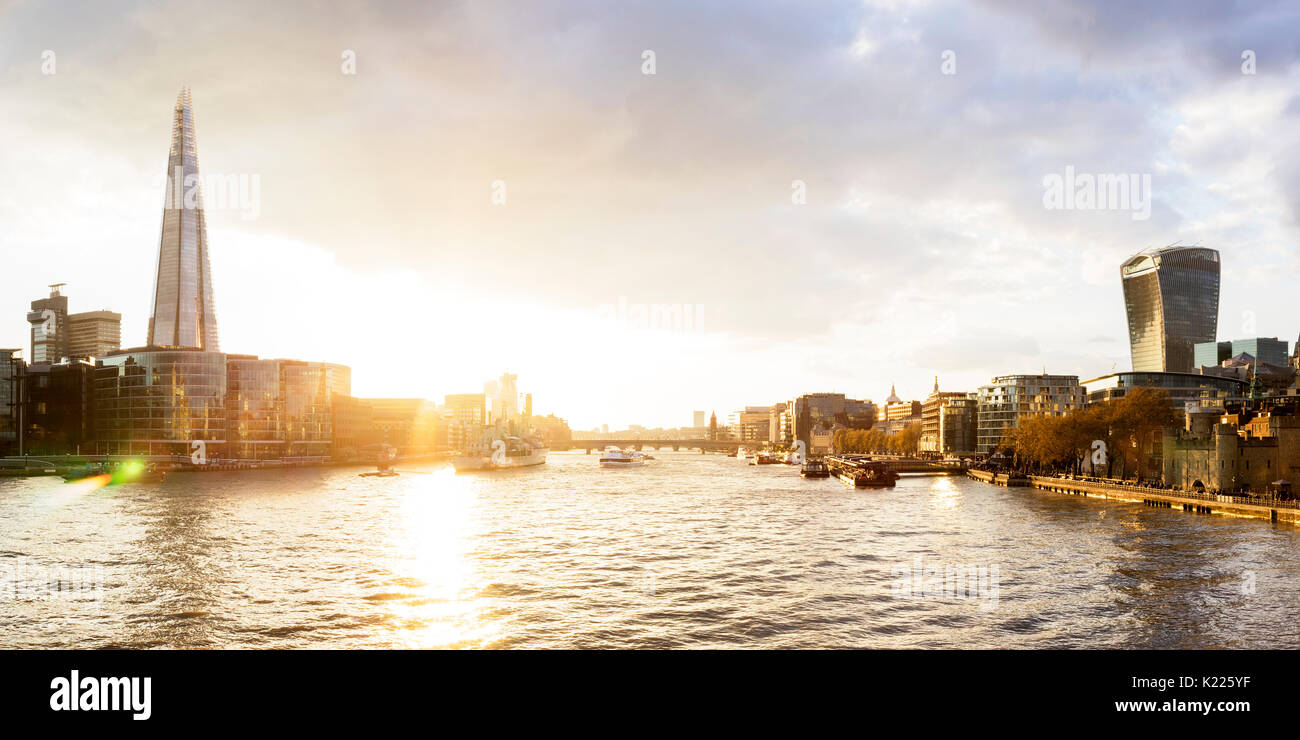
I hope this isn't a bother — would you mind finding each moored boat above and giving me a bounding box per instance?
[800,460,830,478]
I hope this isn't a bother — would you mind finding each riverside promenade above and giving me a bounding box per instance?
[966,470,1300,526]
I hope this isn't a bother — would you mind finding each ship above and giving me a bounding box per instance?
[453,435,549,472]
[599,447,648,468]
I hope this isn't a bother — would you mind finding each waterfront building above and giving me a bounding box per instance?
[67,310,122,359]
[769,402,792,446]
[147,88,220,351]
[1084,371,1249,410]
[1121,245,1220,373]
[330,395,380,459]
[1163,405,1300,493]
[445,393,487,451]
[729,406,771,444]
[919,378,977,457]
[94,347,228,457]
[26,284,69,364]
[225,358,350,460]
[23,359,96,456]
[792,393,875,451]
[366,399,441,456]
[0,349,24,455]
[976,373,1086,454]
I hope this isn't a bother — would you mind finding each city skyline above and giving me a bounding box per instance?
[4,1,1300,430]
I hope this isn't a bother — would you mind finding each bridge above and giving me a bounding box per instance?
[568,439,757,453]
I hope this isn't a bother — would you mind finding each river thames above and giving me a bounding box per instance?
[2,451,1297,649]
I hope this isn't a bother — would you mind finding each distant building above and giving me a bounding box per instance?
[367,398,441,457]
[1195,338,1288,370]
[729,406,771,443]
[693,410,706,428]
[67,310,121,360]
[976,373,1086,454]
[769,402,791,446]
[1121,245,1220,373]
[920,378,977,456]
[445,393,488,451]
[876,384,922,436]
[27,284,69,364]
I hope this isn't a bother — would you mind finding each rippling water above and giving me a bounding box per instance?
[2,451,1298,648]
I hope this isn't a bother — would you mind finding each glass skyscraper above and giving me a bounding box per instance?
[147,87,220,351]
[1121,245,1220,373]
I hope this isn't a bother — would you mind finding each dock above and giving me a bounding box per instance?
[966,470,1300,525]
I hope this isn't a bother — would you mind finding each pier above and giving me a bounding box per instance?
[966,470,1300,525]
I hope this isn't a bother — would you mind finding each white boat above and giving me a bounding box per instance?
[453,436,549,472]
[599,447,647,468]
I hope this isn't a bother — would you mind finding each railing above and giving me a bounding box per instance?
[1031,475,1300,510]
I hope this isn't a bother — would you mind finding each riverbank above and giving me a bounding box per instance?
[967,470,1300,526]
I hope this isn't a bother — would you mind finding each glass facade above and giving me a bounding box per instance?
[1121,246,1219,373]
[1083,371,1247,408]
[148,88,220,351]
[976,374,1086,454]
[226,359,351,460]
[94,349,227,456]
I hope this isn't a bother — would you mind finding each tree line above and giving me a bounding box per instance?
[1001,387,1178,480]
[833,423,922,456]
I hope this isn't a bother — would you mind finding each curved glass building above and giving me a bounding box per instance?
[1121,245,1220,373]
[94,348,227,457]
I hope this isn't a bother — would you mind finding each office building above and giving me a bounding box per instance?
[729,406,771,444]
[920,378,977,456]
[1195,337,1289,371]
[27,284,69,364]
[0,350,24,455]
[1084,371,1248,411]
[147,88,221,350]
[976,373,1086,454]
[94,347,228,457]
[23,359,96,456]
[225,358,350,460]
[67,310,122,359]
[1121,245,1220,373]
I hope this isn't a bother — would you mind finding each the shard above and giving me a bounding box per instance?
[148,87,220,350]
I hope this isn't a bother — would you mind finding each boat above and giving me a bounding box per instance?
[800,460,830,478]
[750,452,780,465]
[453,435,549,472]
[600,447,647,467]
[63,461,167,485]
[835,460,899,488]
[359,463,400,478]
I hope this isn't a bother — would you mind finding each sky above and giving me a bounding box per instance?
[2,0,1300,431]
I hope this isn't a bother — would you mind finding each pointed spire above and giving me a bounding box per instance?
[933,376,939,394]
[148,88,219,350]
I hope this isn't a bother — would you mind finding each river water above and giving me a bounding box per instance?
[2,451,1297,648]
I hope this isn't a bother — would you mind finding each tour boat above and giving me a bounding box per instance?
[453,436,549,472]
[751,452,781,465]
[600,447,648,467]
